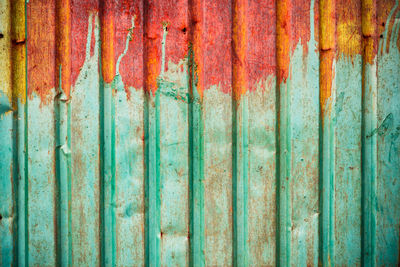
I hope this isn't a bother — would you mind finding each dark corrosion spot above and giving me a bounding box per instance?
[0,33,3,38]
[380,34,383,38]
[382,22,385,26]
[182,27,186,33]
[0,214,2,220]
[165,27,169,32]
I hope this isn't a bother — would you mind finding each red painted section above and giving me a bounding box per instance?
[115,1,143,94]
[232,0,247,99]
[56,0,71,98]
[71,0,98,89]
[27,0,56,103]
[247,0,276,91]
[144,0,188,94]
[27,0,400,103]
[203,0,232,94]
[189,0,204,98]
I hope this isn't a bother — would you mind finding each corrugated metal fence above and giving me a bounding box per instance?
[0,0,399,266]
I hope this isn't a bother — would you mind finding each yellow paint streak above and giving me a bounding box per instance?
[336,0,362,57]
[232,0,247,101]
[56,0,71,98]
[11,0,26,104]
[362,0,377,64]
[0,0,11,102]
[319,0,336,113]
[337,21,361,56]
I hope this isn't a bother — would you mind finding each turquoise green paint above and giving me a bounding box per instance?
[232,94,249,266]
[188,45,205,267]
[334,55,362,266]
[55,65,72,267]
[203,85,233,265]
[27,91,57,266]
[362,56,378,267]
[278,0,320,265]
[70,13,101,265]
[113,14,145,266]
[247,77,276,266]
[144,88,161,267]
[0,96,13,267]
[158,48,190,267]
[375,4,400,265]
[114,85,145,265]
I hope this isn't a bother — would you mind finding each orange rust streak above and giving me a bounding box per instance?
[232,0,247,101]
[11,0,26,104]
[145,45,159,94]
[190,0,204,99]
[101,0,115,84]
[319,0,336,113]
[56,0,71,98]
[143,3,161,95]
[276,0,291,85]
[362,0,377,64]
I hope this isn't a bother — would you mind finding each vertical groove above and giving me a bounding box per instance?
[319,0,336,266]
[232,0,248,265]
[361,0,377,266]
[55,0,72,265]
[100,0,116,266]
[276,0,291,265]
[188,0,205,265]
[143,0,161,265]
[11,0,27,265]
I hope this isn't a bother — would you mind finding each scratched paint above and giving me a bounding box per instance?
[1,0,400,266]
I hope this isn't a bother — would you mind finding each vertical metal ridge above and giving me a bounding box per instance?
[143,0,161,265]
[55,0,72,265]
[10,0,27,265]
[276,0,291,265]
[188,0,205,265]
[361,0,377,265]
[100,0,116,265]
[319,0,336,265]
[232,0,248,265]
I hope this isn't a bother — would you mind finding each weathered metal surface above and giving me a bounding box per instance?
[0,0,399,266]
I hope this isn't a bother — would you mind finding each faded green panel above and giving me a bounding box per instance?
[27,93,57,266]
[70,14,101,266]
[247,78,276,266]
[375,9,400,265]
[203,86,233,265]
[114,86,145,266]
[0,110,13,267]
[159,59,190,266]
[334,55,362,266]
[289,10,320,265]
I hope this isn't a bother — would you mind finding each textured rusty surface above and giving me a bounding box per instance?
[0,0,400,266]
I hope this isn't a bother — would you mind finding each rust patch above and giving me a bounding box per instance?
[100,0,115,84]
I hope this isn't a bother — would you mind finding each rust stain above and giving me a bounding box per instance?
[101,0,115,84]
[319,0,336,113]
[56,0,72,98]
[232,0,247,101]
